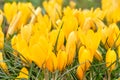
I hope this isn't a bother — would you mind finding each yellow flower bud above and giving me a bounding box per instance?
[76,65,84,80]
[57,50,67,71]
[45,52,57,72]
[106,49,116,72]
[66,31,77,65]
[78,46,92,71]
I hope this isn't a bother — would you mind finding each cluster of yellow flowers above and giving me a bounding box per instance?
[0,0,120,79]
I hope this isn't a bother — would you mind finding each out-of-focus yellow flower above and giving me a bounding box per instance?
[6,12,21,38]
[0,52,8,73]
[21,24,32,43]
[76,8,105,31]
[78,28,101,55]
[102,0,120,23]
[66,31,77,65]
[76,65,84,80]
[106,49,116,72]
[0,13,3,26]
[45,51,57,72]
[43,0,62,27]
[0,14,4,49]
[102,23,119,49]
[94,50,103,61]
[62,7,78,39]
[117,46,120,62]
[17,2,34,30]
[6,2,34,38]
[16,67,28,80]
[78,46,92,71]
[30,7,41,24]
[54,0,63,5]
[49,29,64,51]
[4,2,17,24]
[69,1,76,8]
[107,24,119,47]
[57,50,67,71]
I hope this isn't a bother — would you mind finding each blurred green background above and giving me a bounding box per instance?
[0,0,101,9]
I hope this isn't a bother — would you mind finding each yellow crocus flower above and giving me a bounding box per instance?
[17,2,34,30]
[0,14,4,49]
[76,8,105,31]
[29,34,51,68]
[77,46,93,80]
[76,65,84,80]
[45,51,58,72]
[4,2,17,24]
[78,28,101,55]
[106,49,116,72]
[78,46,92,71]
[66,31,77,65]
[16,67,28,80]
[57,50,67,71]
[15,34,31,63]
[49,29,64,51]
[102,23,119,49]
[6,2,34,38]
[102,0,120,23]
[6,11,21,38]
[62,7,78,39]
[0,52,8,73]
[32,18,51,38]
[43,0,62,27]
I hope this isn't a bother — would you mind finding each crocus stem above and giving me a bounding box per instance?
[107,71,111,80]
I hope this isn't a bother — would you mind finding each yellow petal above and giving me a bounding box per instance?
[0,29,4,49]
[117,46,120,62]
[16,67,28,80]
[94,50,103,61]
[21,24,32,43]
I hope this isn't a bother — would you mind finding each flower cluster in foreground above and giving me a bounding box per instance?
[0,0,120,80]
